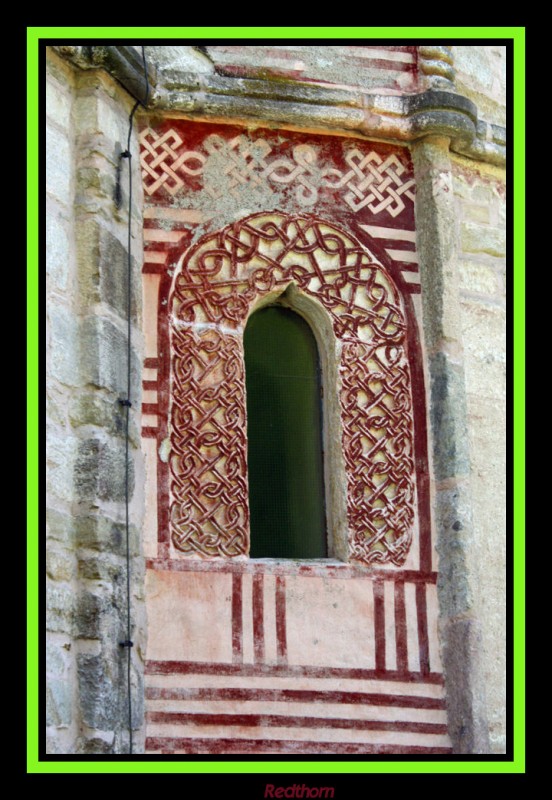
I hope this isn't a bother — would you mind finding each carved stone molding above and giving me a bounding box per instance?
[418,45,456,91]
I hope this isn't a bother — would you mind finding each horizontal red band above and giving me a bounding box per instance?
[145,736,452,755]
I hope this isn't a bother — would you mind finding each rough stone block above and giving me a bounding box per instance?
[68,390,141,447]
[46,546,75,582]
[76,734,115,754]
[46,636,70,675]
[46,508,73,546]
[440,616,490,754]
[80,316,141,399]
[78,552,124,583]
[461,302,506,399]
[435,483,475,617]
[47,430,78,505]
[46,209,71,293]
[463,204,490,224]
[459,260,500,297]
[77,653,121,728]
[48,305,81,387]
[46,123,72,206]
[75,515,141,557]
[74,436,134,503]
[47,582,74,635]
[461,221,506,258]
[429,352,471,481]
[46,78,72,130]
[46,678,72,727]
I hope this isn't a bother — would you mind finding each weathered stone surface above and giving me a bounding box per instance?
[461,222,506,258]
[80,316,140,399]
[459,260,500,297]
[435,482,475,617]
[46,582,74,635]
[78,552,124,583]
[68,390,140,447]
[46,546,75,583]
[461,302,506,400]
[46,209,71,293]
[46,123,72,206]
[74,436,134,503]
[46,509,73,546]
[47,429,78,505]
[463,204,491,224]
[452,46,506,127]
[75,591,111,639]
[46,78,72,130]
[429,352,471,482]
[440,616,490,754]
[75,515,141,557]
[46,679,72,727]
[48,305,81,387]
[77,653,122,728]
[76,734,115,754]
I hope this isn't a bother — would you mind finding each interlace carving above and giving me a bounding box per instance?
[141,129,415,218]
[170,212,415,564]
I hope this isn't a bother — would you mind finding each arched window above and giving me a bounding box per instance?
[244,304,327,559]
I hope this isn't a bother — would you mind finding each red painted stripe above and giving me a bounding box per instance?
[142,263,167,274]
[416,583,430,675]
[394,582,408,673]
[275,575,287,665]
[232,573,243,664]
[252,573,265,664]
[141,427,158,438]
[373,581,386,672]
[145,737,452,755]
[144,358,159,369]
[405,284,422,294]
[145,687,446,709]
[147,711,448,735]
[142,403,159,415]
[142,380,158,391]
[145,557,437,584]
[145,660,444,684]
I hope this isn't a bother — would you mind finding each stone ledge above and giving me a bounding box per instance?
[53,46,505,167]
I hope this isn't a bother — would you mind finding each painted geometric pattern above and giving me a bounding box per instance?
[170,212,415,566]
[141,128,415,218]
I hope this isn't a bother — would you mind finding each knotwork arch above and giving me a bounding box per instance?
[169,212,416,566]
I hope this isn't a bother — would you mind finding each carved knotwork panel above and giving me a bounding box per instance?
[170,212,415,565]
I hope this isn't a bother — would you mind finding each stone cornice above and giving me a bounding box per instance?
[51,45,505,168]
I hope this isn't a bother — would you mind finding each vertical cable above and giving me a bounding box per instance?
[117,45,149,756]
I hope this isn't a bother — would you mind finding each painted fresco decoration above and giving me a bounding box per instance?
[140,114,446,758]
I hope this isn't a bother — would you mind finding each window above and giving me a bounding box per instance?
[244,304,327,559]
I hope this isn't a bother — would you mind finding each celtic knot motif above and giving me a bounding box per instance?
[140,129,205,196]
[140,127,415,218]
[170,326,249,557]
[336,150,416,217]
[170,212,415,564]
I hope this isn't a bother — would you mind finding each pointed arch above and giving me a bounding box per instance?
[169,212,416,566]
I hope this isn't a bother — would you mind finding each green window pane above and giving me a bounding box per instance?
[244,306,327,559]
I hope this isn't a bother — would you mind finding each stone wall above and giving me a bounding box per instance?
[46,48,146,754]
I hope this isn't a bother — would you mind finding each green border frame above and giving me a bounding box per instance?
[31,26,525,775]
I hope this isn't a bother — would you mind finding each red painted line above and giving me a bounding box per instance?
[145,660,444,684]
[145,737,452,755]
[145,686,446,709]
[232,572,243,665]
[373,580,386,672]
[252,573,265,664]
[402,290,432,572]
[147,711,448,736]
[142,403,159,415]
[275,575,288,665]
[144,358,159,369]
[145,557,437,584]
[141,427,158,438]
[142,380,158,391]
[416,583,430,675]
[394,582,408,673]
[143,263,167,274]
